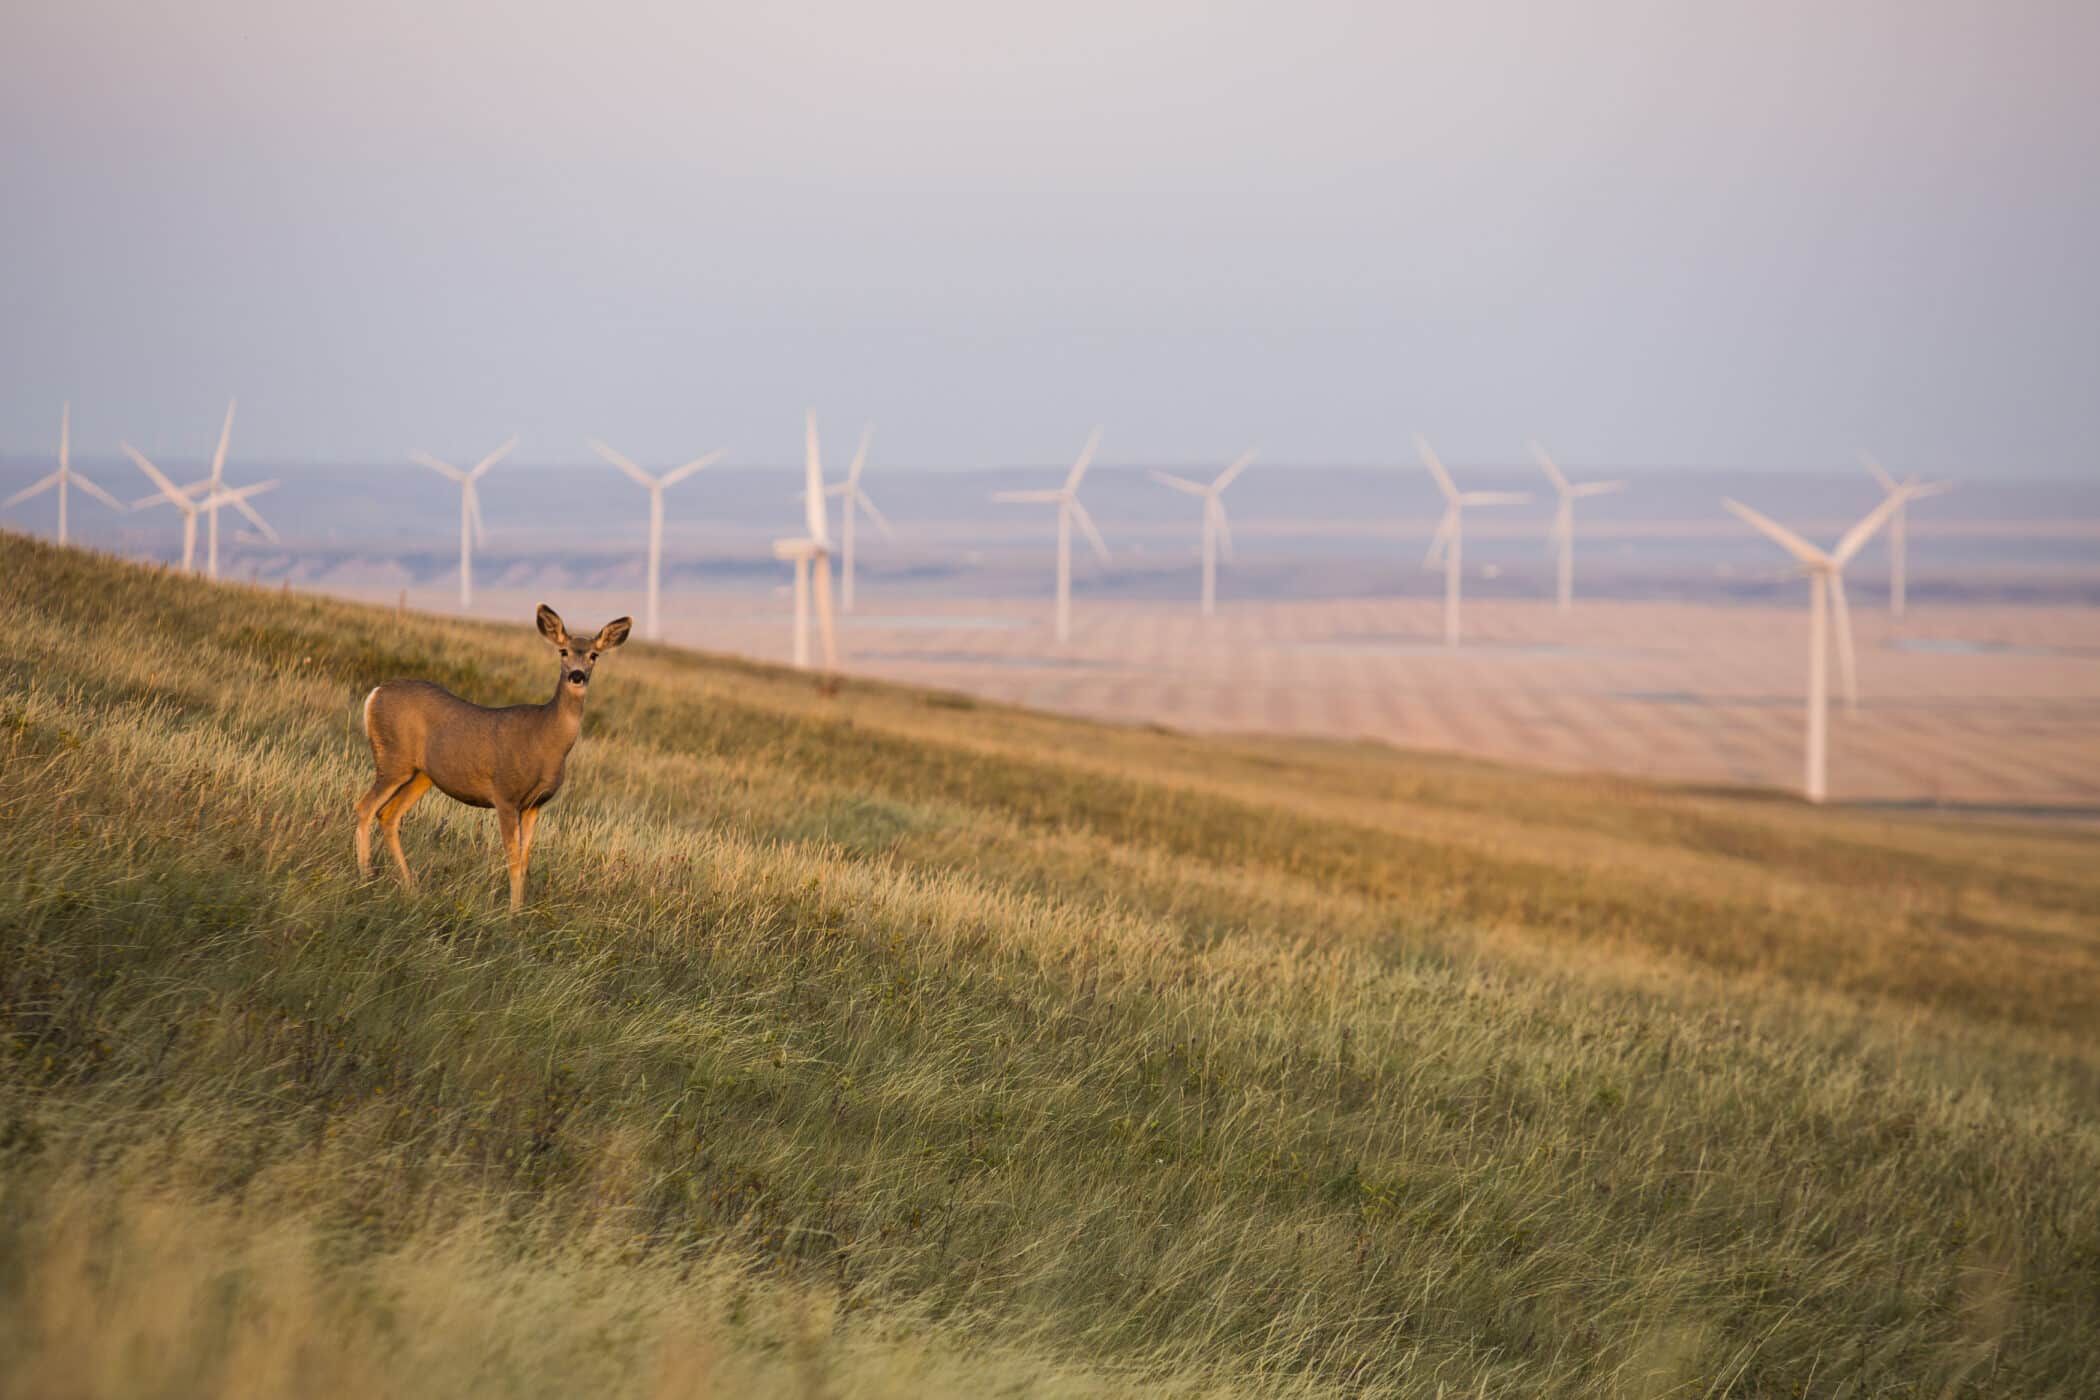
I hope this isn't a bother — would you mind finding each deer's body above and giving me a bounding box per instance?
[354,606,629,910]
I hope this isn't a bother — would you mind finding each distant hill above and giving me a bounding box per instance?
[3,533,2097,1396]
[6,462,2098,605]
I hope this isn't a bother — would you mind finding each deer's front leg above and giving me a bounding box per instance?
[518,803,543,868]
[497,803,526,912]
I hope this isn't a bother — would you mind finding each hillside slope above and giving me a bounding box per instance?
[4,535,2098,1397]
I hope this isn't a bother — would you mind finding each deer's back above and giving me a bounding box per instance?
[365,680,569,810]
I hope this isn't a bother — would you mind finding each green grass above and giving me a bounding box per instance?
[3,534,2098,1397]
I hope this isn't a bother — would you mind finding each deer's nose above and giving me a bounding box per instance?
[568,670,588,685]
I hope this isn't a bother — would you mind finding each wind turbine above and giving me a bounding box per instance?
[3,403,125,544]
[1860,454,1953,620]
[822,426,893,612]
[1416,436,1531,647]
[771,412,838,670]
[410,437,515,610]
[1149,449,1255,616]
[590,439,725,640]
[123,404,274,578]
[992,428,1109,643]
[1723,493,1905,803]
[1529,441,1627,611]
[124,444,279,573]
[170,400,241,578]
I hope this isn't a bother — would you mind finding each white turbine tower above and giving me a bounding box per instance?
[1150,449,1255,617]
[772,412,838,670]
[124,445,279,573]
[1416,436,1531,647]
[1529,441,1627,611]
[823,426,894,612]
[410,438,515,610]
[992,428,1109,644]
[1723,493,1905,804]
[4,404,125,543]
[590,439,725,641]
[1860,453,1953,620]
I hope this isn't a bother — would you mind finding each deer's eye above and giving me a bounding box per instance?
[589,652,599,661]
[560,648,569,657]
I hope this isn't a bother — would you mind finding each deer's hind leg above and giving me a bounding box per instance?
[377,772,434,889]
[355,768,415,878]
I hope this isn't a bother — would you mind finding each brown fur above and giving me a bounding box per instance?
[354,605,630,910]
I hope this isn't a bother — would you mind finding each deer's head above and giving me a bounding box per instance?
[537,604,632,694]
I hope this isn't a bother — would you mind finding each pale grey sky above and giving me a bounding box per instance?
[3,0,2094,474]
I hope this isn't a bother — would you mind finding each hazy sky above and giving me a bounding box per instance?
[3,0,2094,474]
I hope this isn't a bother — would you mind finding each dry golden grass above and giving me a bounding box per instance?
[4,534,2099,1396]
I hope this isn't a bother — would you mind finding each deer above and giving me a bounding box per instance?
[354,604,631,911]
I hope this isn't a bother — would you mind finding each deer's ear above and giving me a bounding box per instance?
[594,617,633,651]
[536,604,568,646]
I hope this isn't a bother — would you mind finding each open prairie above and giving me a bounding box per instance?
[6,535,2100,1397]
[337,584,2100,812]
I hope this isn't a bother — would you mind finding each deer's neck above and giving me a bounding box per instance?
[543,678,587,747]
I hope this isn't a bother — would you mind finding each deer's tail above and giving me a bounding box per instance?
[354,686,381,745]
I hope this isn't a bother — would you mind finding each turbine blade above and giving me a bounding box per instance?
[1860,451,1900,495]
[1528,440,1569,494]
[1212,449,1257,492]
[470,436,518,479]
[856,490,895,539]
[1832,490,1907,566]
[1423,507,1456,568]
[69,470,128,512]
[590,440,658,489]
[1460,491,1532,506]
[229,495,279,542]
[804,412,830,543]
[1572,479,1629,497]
[1830,570,1860,710]
[468,484,488,546]
[411,452,467,483]
[1063,426,1102,493]
[991,490,1064,503]
[1906,480,1954,501]
[1149,470,1209,498]
[207,478,278,506]
[846,425,872,486]
[1210,496,1234,560]
[1069,498,1109,563]
[3,471,62,508]
[1414,434,1459,503]
[661,448,726,487]
[123,445,194,514]
[208,398,236,487]
[1723,498,1829,566]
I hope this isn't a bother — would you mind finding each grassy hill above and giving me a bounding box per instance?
[3,533,2097,1397]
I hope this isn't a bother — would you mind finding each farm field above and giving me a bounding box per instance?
[347,583,2100,812]
[7,535,2100,1397]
